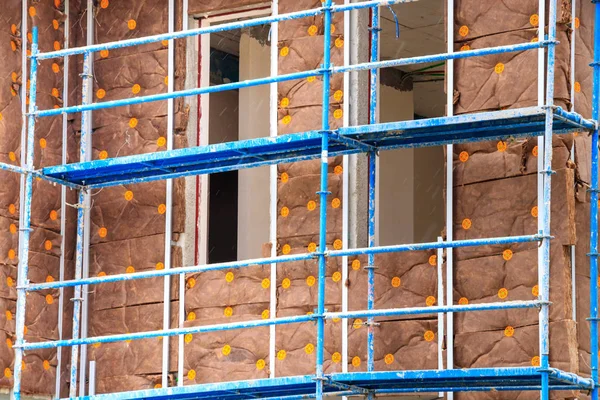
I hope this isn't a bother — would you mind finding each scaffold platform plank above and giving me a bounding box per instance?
[77,368,594,400]
[42,107,593,188]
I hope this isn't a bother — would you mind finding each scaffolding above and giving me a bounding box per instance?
[3,0,600,398]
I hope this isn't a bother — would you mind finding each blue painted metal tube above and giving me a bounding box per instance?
[371,386,587,394]
[366,3,380,376]
[539,0,558,399]
[18,301,541,351]
[329,234,542,257]
[325,300,542,320]
[315,2,333,398]
[31,172,83,190]
[35,41,554,120]
[12,26,39,400]
[0,162,29,175]
[589,0,600,398]
[34,0,412,61]
[550,368,597,388]
[26,253,314,290]
[333,40,553,74]
[38,69,325,118]
[24,235,538,291]
[20,314,314,350]
[251,386,591,400]
[366,152,376,373]
[69,51,92,398]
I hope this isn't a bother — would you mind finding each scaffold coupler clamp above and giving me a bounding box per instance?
[366,319,380,328]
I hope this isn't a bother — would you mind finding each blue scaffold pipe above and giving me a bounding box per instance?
[326,300,542,321]
[366,3,380,378]
[18,301,541,351]
[24,235,540,292]
[315,2,333,398]
[35,42,554,120]
[372,386,589,394]
[0,162,29,176]
[69,50,92,399]
[590,0,600,398]
[333,40,554,74]
[19,314,315,351]
[539,1,559,400]
[12,26,39,400]
[31,171,83,190]
[329,234,542,258]
[26,252,314,291]
[38,69,325,118]
[34,0,414,61]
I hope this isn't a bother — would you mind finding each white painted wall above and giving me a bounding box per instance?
[377,85,415,246]
[237,33,271,260]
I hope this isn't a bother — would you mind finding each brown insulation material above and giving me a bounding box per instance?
[348,250,439,314]
[274,317,343,377]
[454,28,571,114]
[95,374,165,394]
[277,173,343,238]
[454,244,573,333]
[573,191,594,377]
[89,236,181,311]
[88,303,179,391]
[453,0,572,115]
[347,320,439,372]
[453,135,573,187]
[454,0,572,40]
[183,319,269,384]
[454,168,576,261]
[186,266,271,311]
[451,1,595,395]
[576,273,593,377]
[455,321,579,400]
[0,0,76,396]
[83,0,187,394]
[276,256,343,310]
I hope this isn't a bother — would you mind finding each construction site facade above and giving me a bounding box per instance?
[0,0,599,399]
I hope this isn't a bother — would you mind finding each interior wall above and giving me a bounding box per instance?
[413,146,444,242]
[208,91,239,145]
[377,84,415,246]
[208,89,239,263]
[237,33,270,260]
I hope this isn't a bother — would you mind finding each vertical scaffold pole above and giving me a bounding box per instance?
[70,51,92,399]
[162,0,175,388]
[445,0,455,394]
[316,1,333,399]
[589,0,600,398]
[366,5,379,381]
[540,0,558,399]
[13,26,39,400]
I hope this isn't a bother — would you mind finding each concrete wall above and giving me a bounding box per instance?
[377,85,415,245]
[413,146,444,242]
[237,34,270,260]
[208,91,239,145]
[376,84,444,246]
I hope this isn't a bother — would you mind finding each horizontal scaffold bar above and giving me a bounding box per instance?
[18,301,542,350]
[35,0,416,60]
[36,41,553,119]
[24,234,542,291]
